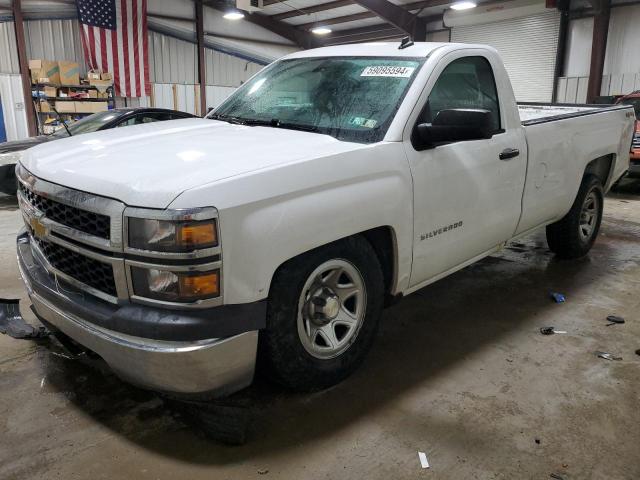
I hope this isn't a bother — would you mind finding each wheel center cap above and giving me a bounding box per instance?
[323,295,340,319]
[308,288,340,323]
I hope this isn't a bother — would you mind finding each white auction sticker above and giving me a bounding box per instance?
[361,65,415,78]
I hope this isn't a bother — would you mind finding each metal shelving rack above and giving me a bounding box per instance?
[33,83,116,135]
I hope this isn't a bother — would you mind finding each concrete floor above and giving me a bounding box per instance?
[1,179,640,480]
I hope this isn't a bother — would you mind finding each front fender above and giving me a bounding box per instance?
[170,143,414,304]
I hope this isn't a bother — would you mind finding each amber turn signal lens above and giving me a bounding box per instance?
[179,222,217,248]
[179,271,219,297]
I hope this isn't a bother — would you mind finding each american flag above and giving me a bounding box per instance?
[77,0,150,97]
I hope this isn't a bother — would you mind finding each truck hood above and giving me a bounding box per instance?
[20,118,366,208]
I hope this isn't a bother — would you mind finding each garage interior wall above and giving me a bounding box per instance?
[451,10,561,102]
[557,3,640,103]
[0,17,265,137]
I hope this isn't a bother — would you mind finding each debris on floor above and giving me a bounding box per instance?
[0,298,50,340]
[550,473,566,480]
[550,292,566,303]
[540,327,567,335]
[595,351,623,361]
[418,451,430,469]
[605,315,625,326]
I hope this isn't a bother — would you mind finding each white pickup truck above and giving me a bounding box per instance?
[15,42,635,398]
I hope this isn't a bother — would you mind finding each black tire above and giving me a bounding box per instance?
[260,236,384,392]
[546,174,604,259]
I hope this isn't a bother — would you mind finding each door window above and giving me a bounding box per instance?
[420,56,501,132]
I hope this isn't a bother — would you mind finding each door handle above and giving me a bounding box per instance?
[499,148,520,160]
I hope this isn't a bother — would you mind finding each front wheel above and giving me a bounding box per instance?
[546,174,604,259]
[260,236,384,392]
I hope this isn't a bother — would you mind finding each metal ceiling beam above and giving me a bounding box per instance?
[272,0,355,21]
[296,0,448,32]
[297,11,376,29]
[352,0,426,39]
[206,1,316,48]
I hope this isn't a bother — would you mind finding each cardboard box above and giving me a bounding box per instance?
[88,90,98,98]
[41,60,60,85]
[87,70,101,80]
[29,59,43,83]
[43,86,57,98]
[39,100,51,113]
[89,78,113,88]
[75,101,108,113]
[97,91,109,99]
[100,72,113,82]
[59,61,80,85]
[54,101,76,113]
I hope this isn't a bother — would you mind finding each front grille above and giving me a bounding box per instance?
[19,182,111,239]
[633,134,640,149]
[33,236,117,297]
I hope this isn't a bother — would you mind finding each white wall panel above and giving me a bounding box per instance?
[451,11,561,102]
[149,30,197,84]
[206,85,236,108]
[205,48,262,87]
[145,83,238,113]
[426,29,450,42]
[604,4,640,77]
[563,17,592,77]
[0,73,28,141]
[0,22,19,74]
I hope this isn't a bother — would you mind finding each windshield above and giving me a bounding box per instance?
[210,57,424,143]
[52,110,123,137]
[620,98,640,120]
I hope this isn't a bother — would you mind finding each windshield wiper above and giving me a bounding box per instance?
[243,118,319,133]
[209,113,248,125]
[210,114,318,133]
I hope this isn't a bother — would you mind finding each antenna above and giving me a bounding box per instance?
[399,36,414,50]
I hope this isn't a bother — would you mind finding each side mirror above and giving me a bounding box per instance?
[414,109,494,149]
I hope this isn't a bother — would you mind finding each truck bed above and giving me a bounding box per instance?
[518,102,630,125]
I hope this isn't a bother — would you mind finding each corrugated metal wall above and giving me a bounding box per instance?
[451,11,561,102]
[24,19,86,74]
[148,30,263,86]
[0,22,19,74]
[0,73,28,141]
[149,30,197,84]
[205,48,262,87]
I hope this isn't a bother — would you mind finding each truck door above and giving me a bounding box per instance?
[404,53,527,287]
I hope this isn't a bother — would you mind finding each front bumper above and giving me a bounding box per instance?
[17,231,262,397]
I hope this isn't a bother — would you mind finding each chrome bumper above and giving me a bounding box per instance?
[18,235,259,398]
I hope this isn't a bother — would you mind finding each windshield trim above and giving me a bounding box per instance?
[209,56,426,144]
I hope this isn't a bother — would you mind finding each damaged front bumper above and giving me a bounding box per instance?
[17,230,263,398]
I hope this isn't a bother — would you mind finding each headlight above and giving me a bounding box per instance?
[131,267,220,302]
[128,218,218,252]
[0,151,24,167]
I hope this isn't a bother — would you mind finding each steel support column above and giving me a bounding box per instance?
[12,0,37,137]
[195,0,207,115]
[586,0,610,102]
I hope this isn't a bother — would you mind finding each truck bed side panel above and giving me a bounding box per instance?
[515,108,634,235]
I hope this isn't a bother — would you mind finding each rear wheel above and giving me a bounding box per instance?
[261,236,384,392]
[546,175,604,259]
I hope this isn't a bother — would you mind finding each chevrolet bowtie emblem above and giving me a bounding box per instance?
[29,215,47,239]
